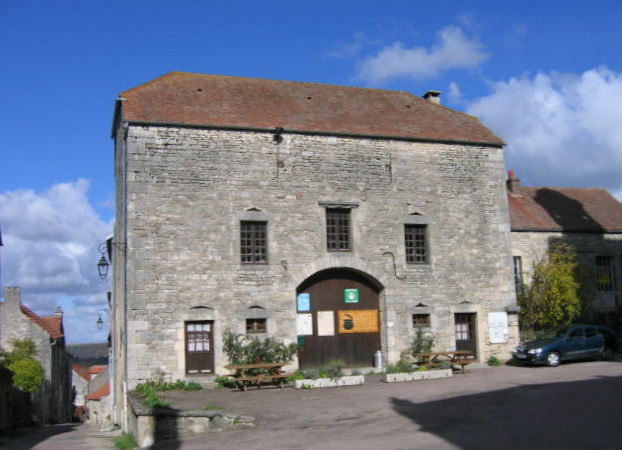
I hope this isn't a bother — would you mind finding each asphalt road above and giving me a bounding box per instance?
[154,360,622,450]
[3,360,622,449]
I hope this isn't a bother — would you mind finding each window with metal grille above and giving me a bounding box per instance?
[596,256,615,291]
[241,221,267,264]
[412,314,430,327]
[405,224,428,264]
[246,318,267,334]
[326,208,351,251]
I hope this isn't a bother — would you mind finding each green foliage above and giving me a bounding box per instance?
[113,432,139,450]
[435,360,453,371]
[383,352,414,374]
[10,359,45,394]
[410,327,435,362]
[214,375,238,389]
[222,330,299,365]
[487,356,501,367]
[324,359,346,380]
[0,339,44,393]
[134,375,201,408]
[518,242,583,331]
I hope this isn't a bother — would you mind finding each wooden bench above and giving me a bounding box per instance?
[413,351,474,374]
[227,363,291,392]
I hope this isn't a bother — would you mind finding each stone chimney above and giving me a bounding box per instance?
[55,306,63,318]
[3,286,22,314]
[422,90,441,105]
[506,170,522,197]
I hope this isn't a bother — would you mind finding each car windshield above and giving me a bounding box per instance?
[539,326,571,339]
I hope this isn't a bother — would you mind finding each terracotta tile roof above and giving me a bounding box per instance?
[116,72,503,146]
[89,365,107,375]
[19,305,64,339]
[72,365,90,382]
[508,181,622,232]
[86,382,109,400]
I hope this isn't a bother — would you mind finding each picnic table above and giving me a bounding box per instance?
[226,362,291,392]
[413,350,474,374]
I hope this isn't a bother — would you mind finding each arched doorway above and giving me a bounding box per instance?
[296,268,382,368]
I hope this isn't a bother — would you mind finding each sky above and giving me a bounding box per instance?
[2,0,622,344]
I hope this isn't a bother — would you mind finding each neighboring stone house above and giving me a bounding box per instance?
[71,365,89,420]
[85,366,111,424]
[508,171,622,324]
[109,71,519,427]
[0,287,72,424]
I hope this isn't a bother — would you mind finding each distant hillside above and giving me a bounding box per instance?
[67,343,109,367]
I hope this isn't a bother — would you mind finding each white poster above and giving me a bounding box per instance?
[317,311,335,336]
[297,314,313,336]
[488,312,509,344]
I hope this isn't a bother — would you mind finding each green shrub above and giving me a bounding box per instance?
[0,339,44,393]
[214,376,237,389]
[435,360,453,371]
[487,356,501,366]
[113,432,139,450]
[411,327,435,361]
[324,359,345,380]
[222,330,299,365]
[10,359,44,393]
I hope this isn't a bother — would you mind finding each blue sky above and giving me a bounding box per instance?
[2,0,622,343]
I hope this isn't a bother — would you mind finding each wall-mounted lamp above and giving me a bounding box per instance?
[97,241,125,280]
[96,309,108,330]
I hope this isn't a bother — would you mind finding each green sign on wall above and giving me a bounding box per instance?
[344,288,359,303]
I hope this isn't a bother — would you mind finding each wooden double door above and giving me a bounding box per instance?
[297,269,381,368]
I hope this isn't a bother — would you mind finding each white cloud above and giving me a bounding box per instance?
[467,67,622,201]
[356,26,489,85]
[1,180,113,343]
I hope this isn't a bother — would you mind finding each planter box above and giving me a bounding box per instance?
[293,375,365,389]
[382,369,452,383]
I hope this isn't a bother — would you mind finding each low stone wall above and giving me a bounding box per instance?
[128,393,254,448]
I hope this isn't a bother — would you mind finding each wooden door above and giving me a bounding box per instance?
[185,321,214,375]
[455,313,477,359]
[297,269,381,368]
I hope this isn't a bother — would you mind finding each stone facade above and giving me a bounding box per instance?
[0,287,72,425]
[116,127,519,369]
[507,174,622,324]
[110,73,520,428]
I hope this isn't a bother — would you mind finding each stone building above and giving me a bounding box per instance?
[110,72,519,426]
[507,171,622,324]
[0,287,72,425]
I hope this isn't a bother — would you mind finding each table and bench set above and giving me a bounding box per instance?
[226,350,474,392]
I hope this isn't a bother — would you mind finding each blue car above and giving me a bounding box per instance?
[512,324,618,367]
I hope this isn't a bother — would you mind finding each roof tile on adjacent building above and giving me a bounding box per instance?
[86,382,109,400]
[508,176,622,232]
[116,72,503,146]
[19,305,64,339]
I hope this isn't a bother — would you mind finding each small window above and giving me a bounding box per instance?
[246,318,267,334]
[405,224,428,264]
[241,221,267,264]
[596,256,615,292]
[326,208,351,251]
[412,314,430,327]
[513,256,523,292]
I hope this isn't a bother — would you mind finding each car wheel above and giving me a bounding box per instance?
[601,347,615,361]
[546,352,561,367]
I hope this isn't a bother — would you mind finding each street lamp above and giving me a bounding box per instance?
[96,309,108,330]
[98,242,110,280]
[97,240,125,280]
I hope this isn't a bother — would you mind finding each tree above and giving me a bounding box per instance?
[0,339,45,393]
[518,242,583,331]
